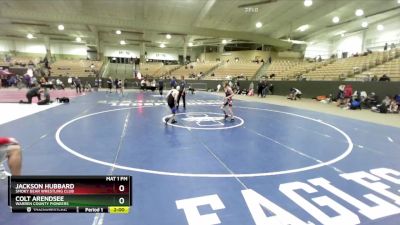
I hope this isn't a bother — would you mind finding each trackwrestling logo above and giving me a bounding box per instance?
[162,112,244,130]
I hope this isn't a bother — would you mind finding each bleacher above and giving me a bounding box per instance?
[210,62,261,80]
[281,61,329,80]
[50,59,103,77]
[139,63,164,76]
[154,64,181,76]
[138,63,181,77]
[10,56,42,66]
[172,62,220,79]
[265,59,301,80]
[359,57,400,81]
[0,55,43,67]
[304,50,396,81]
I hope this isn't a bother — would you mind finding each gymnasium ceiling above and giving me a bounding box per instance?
[0,0,399,50]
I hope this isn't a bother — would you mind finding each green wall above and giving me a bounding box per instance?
[47,77,400,100]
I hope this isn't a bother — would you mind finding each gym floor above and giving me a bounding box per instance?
[1,89,399,225]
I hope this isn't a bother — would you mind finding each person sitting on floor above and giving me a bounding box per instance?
[379,74,391,82]
[372,96,391,113]
[364,92,378,109]
[349,95,361,110]
[288,87,302,100]
[388,95,399,113]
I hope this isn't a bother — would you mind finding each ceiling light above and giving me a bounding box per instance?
[341,33,345,37]
[297,24,309,32]
[120,40,126,45]
[222,39,227,44]
[335,31,346,36]
[361,21,368,28]
[304,0,313,7]
[58,24,64,31]
[115,30,121,35]
[398,0,400,4]
[76,37,82,42]
[255,22,262,28]
[332,16,340,23]
[188,42,193,47]
[377,24,384,31]
[160,43,166,48]
[27,33,34,39]
[166,34,171,39]
[355,9,364,16]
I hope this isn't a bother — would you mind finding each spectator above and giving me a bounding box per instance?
[84,81,92,92]
[342,84,353,105]
[364,92,378,109]
[55,78,64,89]
[94,77,101,91]
[388,98,399,113]
[269,73,276,79]
[288,87,302,100]
[372,96,391,113]
[261,80,268,97]
[73,77,82,93]
[170,76,177,88]
[140,79,146,91]
[257,81,263,97]
[107,77,113,93]
[151,79,156,92]
[384,43,388,51]
[67,76,73,88]
[379,74,390,82]
[349,96,361,110]
[267,82,274,95]
[114,78,119,93]
[249,82,254,93]
[158,79,164,96]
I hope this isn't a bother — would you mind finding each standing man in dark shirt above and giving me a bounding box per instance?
[158,78,164,96]
[177,76,187,109]
[170,76,177,88]
[114,78,120,93]
[74,77,82,94]
[107,77,113,93]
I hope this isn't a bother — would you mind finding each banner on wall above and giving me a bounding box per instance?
[147,52,177,61]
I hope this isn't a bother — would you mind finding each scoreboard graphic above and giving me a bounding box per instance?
[8,176,132,213]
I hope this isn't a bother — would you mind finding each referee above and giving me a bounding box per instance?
[177,76,187,109]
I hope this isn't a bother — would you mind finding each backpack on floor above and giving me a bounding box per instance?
[57,97,70,103]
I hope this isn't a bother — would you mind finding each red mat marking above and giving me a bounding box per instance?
[0,89,84,103]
